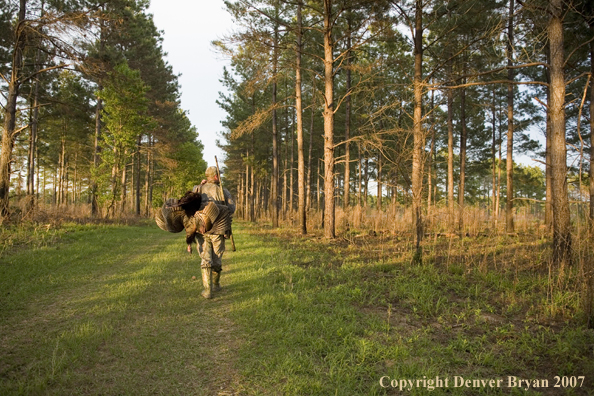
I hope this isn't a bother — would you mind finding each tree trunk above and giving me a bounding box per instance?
[491,86,497,228]
[377,153,382,211]
[411,0,424,259]
[296,0,306,234]
[91,97,102,217]
[73,152,78,204]
[59,135,67,206]
[549,0,572,266]
[108,146,119,218]
[91,14,105,218]
[0,0,27,218]
[135,135,141,215]
[363,156,369,208]
[545,67,553,231]
[497,121,502,221]
[317,158,321,212]
[289,107,294,215]
[447,66,455,230]
[26,90,38,206]
[358,142,363,207]
[283,122,288,218]
[427,87,435,216]
[245,153,249,219]
[120,152,128,215]
[506,0,515,232]
[271,12,280,228]
[250,130,256,221]
[458,77,467,232]
[306,84,315,212]
[26,49,42,212]
[344,23,352,211]
[144,135,151,216]
[323,0,335,239]
[589,29,594,236]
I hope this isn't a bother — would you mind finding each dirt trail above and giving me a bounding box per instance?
[200,274,246,396]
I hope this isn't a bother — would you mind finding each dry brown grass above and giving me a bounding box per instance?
[6,199,149,227]
[246,203,593,325]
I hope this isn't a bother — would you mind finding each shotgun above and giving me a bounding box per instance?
[215,156,236,252]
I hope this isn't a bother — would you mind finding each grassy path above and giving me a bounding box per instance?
[1,223,243,395]
[1,221,594,395]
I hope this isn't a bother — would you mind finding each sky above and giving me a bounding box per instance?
[147,0,234,169]
[145,0,543,175]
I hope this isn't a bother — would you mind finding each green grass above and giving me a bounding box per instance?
[1,222,240,395]
[228,224,594,395]
[1,221,593,395]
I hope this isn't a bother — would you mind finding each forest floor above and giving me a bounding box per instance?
[0,220,593,395]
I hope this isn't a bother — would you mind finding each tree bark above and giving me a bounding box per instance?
[243,175,248,220]
[411,0,424,258]
[271,8,280,228]
[120,152,128,214]
[377,153,382,211]
[135,135,141,216]
[0,0,27,218]
[358,142,363,207]
[506,0,515,232]
[91,97,102,217]
[296,0,306,234]
[545,64,553,231]
[344,22,352,211]
[589,28,594,236]
[91,13,105,218]
[306,83,315,211]
[289,106,295,215]
[458,77,467,232]
[497,121,502,222]
[427,87,435,216]
[544,44,552,231]
[323,0,335,238]
[491,87,497,227]
[364,156,369,207]
[144,135,152,217]
[549,0,572,266]
[447,64,455,230]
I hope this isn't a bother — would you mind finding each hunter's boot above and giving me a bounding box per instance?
[201,267,213,299]
[212,270,221,292]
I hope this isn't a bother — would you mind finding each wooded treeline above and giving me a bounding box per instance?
[216,0,593,264]
[0,0,206,220]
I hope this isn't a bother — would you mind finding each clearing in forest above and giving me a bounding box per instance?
[0,221,593,395]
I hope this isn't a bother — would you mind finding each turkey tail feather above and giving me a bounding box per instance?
[155,198,186,233]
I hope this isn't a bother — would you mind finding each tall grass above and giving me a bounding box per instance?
[228,223,594,395]
[264,203,592,325]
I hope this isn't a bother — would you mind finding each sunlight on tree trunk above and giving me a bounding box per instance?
[505,0,515,233]
[323,0,336,239]
[411,0,424,261]
[548,0,572,267]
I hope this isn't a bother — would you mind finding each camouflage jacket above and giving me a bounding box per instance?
[193,182,236,215]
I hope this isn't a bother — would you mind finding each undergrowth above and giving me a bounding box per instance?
[229,222,594,395]
[1,219,593,395]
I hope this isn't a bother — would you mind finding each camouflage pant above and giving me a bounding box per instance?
[196,234,225,272]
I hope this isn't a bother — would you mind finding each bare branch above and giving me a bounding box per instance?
[434,79,548,90]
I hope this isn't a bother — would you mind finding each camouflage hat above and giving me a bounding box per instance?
[205,166,218,177]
